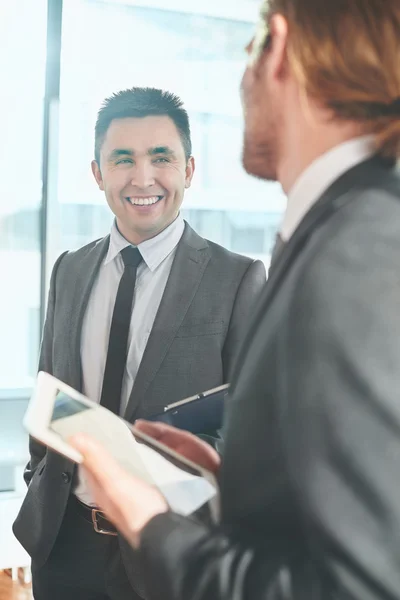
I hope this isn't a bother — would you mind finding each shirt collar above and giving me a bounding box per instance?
[104,214,185,272]
[280,135,376,241]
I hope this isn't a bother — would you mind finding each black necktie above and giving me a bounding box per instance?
[100,246,142,415]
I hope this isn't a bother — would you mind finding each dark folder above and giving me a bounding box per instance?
[146,384,229,434]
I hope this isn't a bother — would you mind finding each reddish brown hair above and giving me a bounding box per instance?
[264,0,400,158]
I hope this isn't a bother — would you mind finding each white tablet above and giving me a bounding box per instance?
[24,372,220,520]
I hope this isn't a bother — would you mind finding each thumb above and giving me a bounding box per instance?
[69,433,122,485]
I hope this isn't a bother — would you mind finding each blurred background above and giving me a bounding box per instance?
[0,0,284,591]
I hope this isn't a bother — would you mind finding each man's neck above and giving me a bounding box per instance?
[116,214,179,246]
[277,113,369,195]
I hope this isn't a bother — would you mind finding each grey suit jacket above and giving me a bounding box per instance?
[138,156,400,600]
[13,222,266,591]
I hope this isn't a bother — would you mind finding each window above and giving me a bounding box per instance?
[0,0,286,396]
[0,0,47,395]
[47,0,284,269]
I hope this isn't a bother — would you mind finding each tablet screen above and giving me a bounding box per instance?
[51,391,91,421]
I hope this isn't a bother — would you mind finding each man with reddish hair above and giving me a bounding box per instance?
[71,1,400,598]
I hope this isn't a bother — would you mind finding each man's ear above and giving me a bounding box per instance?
[91,160,104,191]
[267,14,289,82]
[185,156,195,189]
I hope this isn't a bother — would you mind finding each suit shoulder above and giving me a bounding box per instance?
[286,183,400,371]
[54,236,107,270]
[321,184,400,262]
[206,239,256,268]
[296,184,400,303]
[203,239,266,287]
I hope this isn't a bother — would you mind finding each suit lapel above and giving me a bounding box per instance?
[124,224,211,421]
[67,236,110,391]
[231,155,393,386]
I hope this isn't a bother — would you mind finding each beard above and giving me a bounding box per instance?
[242,126,278,182]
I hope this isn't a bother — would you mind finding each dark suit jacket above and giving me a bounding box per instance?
[13,222,266,593]
[138,156,400,600]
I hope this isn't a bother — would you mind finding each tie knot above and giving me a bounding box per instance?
[121,246,142,268]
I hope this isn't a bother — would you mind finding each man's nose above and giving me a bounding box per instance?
[130,163,155,188]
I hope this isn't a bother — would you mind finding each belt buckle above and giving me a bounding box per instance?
[91,508,117,536]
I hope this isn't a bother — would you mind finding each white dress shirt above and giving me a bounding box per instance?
[280,135,376,241]
[75,214,184,505]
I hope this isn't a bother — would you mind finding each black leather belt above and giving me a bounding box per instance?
[74,496,118,536]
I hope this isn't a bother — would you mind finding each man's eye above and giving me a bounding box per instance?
[154,157,169,163]
[116,159,133,165]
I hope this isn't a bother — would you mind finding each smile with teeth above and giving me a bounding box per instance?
[126,195,163,206]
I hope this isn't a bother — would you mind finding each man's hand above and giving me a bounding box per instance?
[69,434,168,548]
[135,420,221,474]
[69,423,220,548]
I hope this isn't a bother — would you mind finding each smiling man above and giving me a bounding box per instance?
[13,87,266,600]
[92,108,195,246]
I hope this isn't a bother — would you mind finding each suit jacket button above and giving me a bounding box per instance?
[61,471,71,483]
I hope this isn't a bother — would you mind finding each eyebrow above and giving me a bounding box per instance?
[148,146,176,158]
[108,148,134,161]
[108,146,176,161]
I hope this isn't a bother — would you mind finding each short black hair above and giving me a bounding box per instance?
[94,87,192,164]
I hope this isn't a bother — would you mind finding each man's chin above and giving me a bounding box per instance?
[242,141,277,181]
[242,151,277,182]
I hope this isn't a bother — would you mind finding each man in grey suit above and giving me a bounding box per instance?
[13,87,266,600]
[67,2,400,600]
